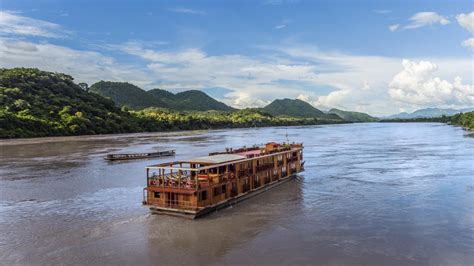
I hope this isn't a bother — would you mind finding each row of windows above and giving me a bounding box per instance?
[153,192,190,201]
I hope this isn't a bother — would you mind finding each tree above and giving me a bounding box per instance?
[78,82,89,92]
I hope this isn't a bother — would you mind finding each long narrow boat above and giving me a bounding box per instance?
[142,142,304,219]
[104,150,175,161]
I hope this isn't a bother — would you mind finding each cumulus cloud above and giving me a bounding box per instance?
[110,41,321,107]
[405,12,449,29]
[123,41,472,114]
[461,38,474,49]
[0,12,471,116]
[389,59,474,107]
[456,12,474,33]
[456,12,474,49]
[0,39,153,87]
[389,24,400,32]
[0,11,68,38]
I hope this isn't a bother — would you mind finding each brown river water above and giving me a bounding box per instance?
[0,123,473,265]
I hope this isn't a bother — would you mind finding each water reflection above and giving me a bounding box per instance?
[143,178,304,265]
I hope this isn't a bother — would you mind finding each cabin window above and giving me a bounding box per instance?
[154,191,160,198]
[199,191,207,201]
[183,195,190,201]
[213,187,221,196]
[222,184,226,194]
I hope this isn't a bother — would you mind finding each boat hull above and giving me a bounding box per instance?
[104,150,175,161]
[148,173,298,219]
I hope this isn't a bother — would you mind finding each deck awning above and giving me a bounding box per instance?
[189,154,246,164]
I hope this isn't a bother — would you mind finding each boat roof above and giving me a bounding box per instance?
[189,154,246,164]
[236,149,261,156]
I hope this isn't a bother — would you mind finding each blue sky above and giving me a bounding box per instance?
[1,0,473,115]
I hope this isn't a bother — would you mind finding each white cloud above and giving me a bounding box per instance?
[121,42,472,115]
[374,10,391,14]
[389,59,474,107]
[274,19,292,30]
[0,12,471,116]
[456,12,474,33]
[0,11,67,38]
[296,94,311,102]
[404,12,450,29]
[456,12,474,49]
[390,12,450,31]
[461,37,474,49]
[167,8,206,15]
[1,35,471,116]
[389,24,400,32]
[0,38,153,87]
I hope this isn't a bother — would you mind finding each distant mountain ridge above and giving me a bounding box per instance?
[386,108,474,119]
[90,81,377,122]
[328,108,379,122]
[262,98,343,120]
[90,81,235,112]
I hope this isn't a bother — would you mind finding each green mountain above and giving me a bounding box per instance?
[328,108,378,122]
[263,99,342,120]
[149,89,236,112]
[0,68,141,138]
[147,88,175,103]
[90,81,167,109]
[91,81,235,112]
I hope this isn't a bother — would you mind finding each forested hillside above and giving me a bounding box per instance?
[91,82,235,111]
[0,68,141,138]
[90,81,168,109]
[0,68,346,138]
[328,108,378,122]
[263,99,341,120]
[450,111,474,130]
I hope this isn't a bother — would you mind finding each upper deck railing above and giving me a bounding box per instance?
[146,143,303,190]
[148,172,234,190]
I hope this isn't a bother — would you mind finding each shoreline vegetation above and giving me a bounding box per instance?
[0,68,346,139]
[380,112,474,131]
[1,68,472,139]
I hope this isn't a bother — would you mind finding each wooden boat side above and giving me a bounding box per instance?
[144,142,304,219]
[149,173,298,219]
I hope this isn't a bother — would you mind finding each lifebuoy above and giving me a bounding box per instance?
[151,179,158,185]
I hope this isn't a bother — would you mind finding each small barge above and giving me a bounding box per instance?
[142,142,304,219]
[104,150,175,161]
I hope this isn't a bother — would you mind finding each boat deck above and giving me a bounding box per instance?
[143,142,304,218]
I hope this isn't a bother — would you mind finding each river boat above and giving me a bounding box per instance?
[104,150,175,161]
[142,142,304,218]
